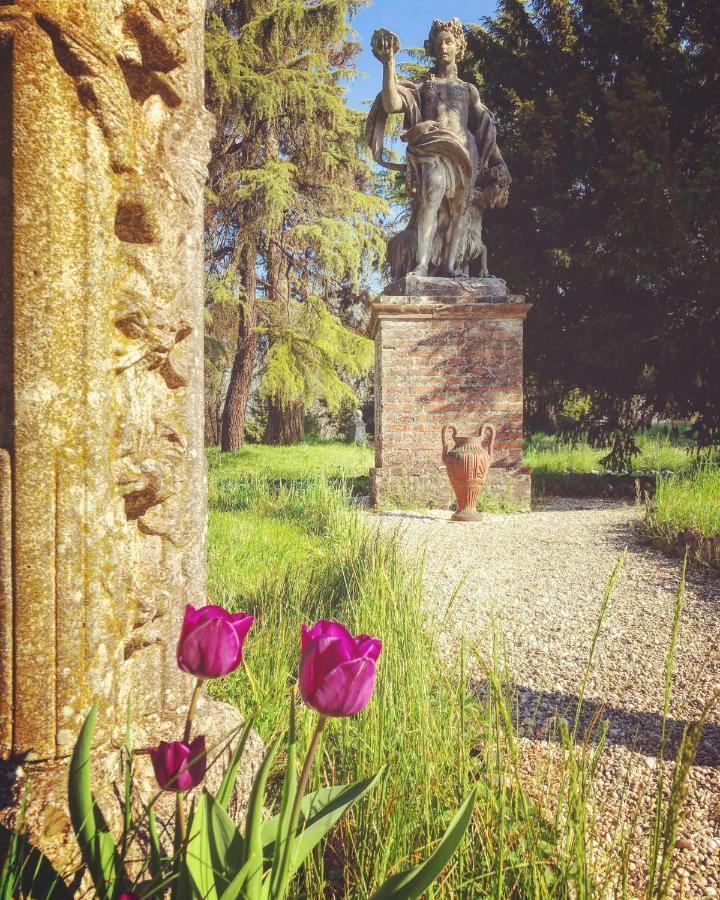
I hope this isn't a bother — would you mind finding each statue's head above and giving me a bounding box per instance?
[425,18,466,65]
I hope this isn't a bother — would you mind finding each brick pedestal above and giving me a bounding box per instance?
[369,275,532,509]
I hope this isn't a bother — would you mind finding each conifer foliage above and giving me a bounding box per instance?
[462,0,720,468]
[205,0,385,447]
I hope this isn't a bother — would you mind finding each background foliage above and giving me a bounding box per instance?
[204,0,386,447]
[459,0,720,468]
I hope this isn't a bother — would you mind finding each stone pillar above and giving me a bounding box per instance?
[370,276,532,510]
[0,0,213,760]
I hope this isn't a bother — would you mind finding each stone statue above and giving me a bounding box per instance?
[366,18,511,279]
[351,409,367,445]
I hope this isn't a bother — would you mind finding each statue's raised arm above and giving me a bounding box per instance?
[372,29,404,114]
[365,18,511,280]
[366,29,421,173]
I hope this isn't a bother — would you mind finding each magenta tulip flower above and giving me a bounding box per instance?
[119,894,141,900]
[299,620,382,717]
[149,736,206,792]
[177,604,254,679]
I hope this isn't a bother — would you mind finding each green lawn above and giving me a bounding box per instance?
[652,465,720,537]
[207,440,372,483]
[645,464,720,566]
[206,439,697,897]
[207,441,373,600]
[525,432,719,553]
[524,430,695,475]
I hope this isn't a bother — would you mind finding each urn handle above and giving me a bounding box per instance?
[441,424,457,459]
[478,422,496,462]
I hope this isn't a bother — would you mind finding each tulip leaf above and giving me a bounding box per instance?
[244,738,280,900]
[202,792,245,894]
[67,703,124,899]
[369,786,477,900]
[217,714,257,812]
[268,696,297,898]
[263,769,383,879]
[147,807,164,886]
[218,859,252,900]
[0,823,72,899]
[121,707,133,854]
[184,794,219,900]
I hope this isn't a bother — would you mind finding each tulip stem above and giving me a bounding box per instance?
[289,716,327,846]
[176,792,187,844]
[183,678,205,744]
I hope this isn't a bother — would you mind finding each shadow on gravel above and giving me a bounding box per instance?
[471,680,719,768]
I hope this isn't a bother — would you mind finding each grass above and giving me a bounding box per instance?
[1,440,702,897]
[524,429,720,500]
[207,440,373,488]
[524,430,697,476]
[207,441,373,599]
[651,465,720,537]
[644,463,720,567]
[205,442,704,897]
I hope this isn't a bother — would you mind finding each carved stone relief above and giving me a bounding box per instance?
[0,0,212,758]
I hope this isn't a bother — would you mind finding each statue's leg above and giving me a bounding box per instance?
[436,195,467,278]
[410,160,444,276]
[479,239,489,278]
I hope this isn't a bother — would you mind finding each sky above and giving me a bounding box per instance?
[344,0,499,111]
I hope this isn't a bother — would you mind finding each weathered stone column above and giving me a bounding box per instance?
[370,275,532,510]
[0,0,223,762]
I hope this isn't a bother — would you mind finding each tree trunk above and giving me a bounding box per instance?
[264,397,305,444]
[221,243,257,452]
[262,230,306,444]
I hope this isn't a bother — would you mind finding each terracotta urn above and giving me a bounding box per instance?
[441,422,496,521]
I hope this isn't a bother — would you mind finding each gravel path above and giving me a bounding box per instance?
[376,499,720,897]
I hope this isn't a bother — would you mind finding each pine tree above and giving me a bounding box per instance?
[205,0,386,448]
[463,0,720,467]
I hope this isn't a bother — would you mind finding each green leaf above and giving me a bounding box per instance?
[67,703,124,899]
[268,696,297,898]
[217,714,257,812]
[243,738,280,900]
[184,794,219,900]
[369,787,477,900]
[0,824,71,899]
[205,793,245,894]
[148,807,164,886]
[263,770,384,879]
[218,859,252,900]
[122,705,133,855]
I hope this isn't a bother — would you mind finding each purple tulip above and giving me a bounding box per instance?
[177,604,254,679]
[149,736,206,792]
[299,620,382,717]
[119,894,141,900]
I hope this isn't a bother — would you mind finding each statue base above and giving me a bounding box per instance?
[385,275,510,300]
[369,278,532,510]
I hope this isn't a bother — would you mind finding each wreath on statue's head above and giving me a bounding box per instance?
[425,18,467,59]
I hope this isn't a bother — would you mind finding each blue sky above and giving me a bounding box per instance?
[344,0,499,110]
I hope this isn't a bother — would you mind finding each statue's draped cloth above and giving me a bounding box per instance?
[366,79,501,211]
